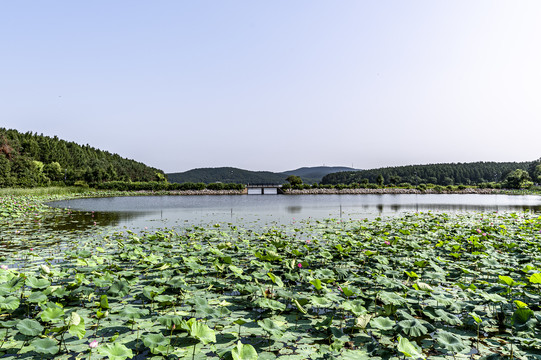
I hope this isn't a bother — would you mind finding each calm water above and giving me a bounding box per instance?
[47,194,541,229]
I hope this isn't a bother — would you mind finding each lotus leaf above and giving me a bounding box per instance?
[436,330,466,353]
[370,316,395,331]
[32,337,59,355]
[232,340,258,360]
[17,318,44,336]
[397,336,424,358]
[398,319,429,337]
[41,306,64,322]
[258,318,284,337]
[99,343,134,360]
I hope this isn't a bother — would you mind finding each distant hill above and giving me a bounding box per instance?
[282,166,357,184]
[167,167,288,185]
[166,166,354,185]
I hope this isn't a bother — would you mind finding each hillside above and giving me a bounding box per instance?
[0,128,164,187]
[167,167,288,184]
[282,166,357,184]
[321,161,531,186]
[166,166,353,184]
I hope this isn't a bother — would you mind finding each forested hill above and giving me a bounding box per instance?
[0,128,164,187]
[321,161,531,186]
[167,167,288,184]
[282,166,357,184]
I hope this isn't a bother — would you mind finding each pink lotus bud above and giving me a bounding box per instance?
[89,340,99,348]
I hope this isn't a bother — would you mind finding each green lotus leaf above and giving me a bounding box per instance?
[434,309,463,326]
[143,333,170,349]
[398,319,429,337]
[513,307,534,325]
[309,279,324,291]
[528,273,541,284]
[32,338,59,355]
[231,340,258,360]
[25,276,51,289]
[40,306,65,322]
[188,319,216,344]
[267,272,284,287]
[436,330,466,353]
[0,276,24,292]
[99,343,134,360]
[478,290,506,303]
[254,298,286,312]
[469,312,482,324]
[341,299,366,316]
[370,316,395,331]
[27,291,48,303]
[100,294,110,309]
[108,279,130,297]
[397,336,424,358]
[154,294,175,304]
[119,306,148,320]
[413,282,433,292]
[310,296,333,308]
[257,318,284,337]
[69,318,86,340]
[158,314,184,328]
[0,295,20,311]
[499,275,518,287]
[355,313,373,329]
[17,319,44,336]
[379,291,407,306]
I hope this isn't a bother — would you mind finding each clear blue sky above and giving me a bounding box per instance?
[2,1,540,173]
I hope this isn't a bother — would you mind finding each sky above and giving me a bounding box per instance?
[2,1,540,173]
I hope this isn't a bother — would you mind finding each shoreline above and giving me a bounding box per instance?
[125,187,513,196]
[282,187,503,195]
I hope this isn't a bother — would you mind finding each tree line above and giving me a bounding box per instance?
[0,128,165,188]
[321,160,541,189]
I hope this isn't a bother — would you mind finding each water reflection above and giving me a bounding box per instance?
[46,194,541,231]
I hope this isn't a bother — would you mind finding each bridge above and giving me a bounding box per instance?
[246,184,284,195]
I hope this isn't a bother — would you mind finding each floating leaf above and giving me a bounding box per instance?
[397,336,424,358]
[370,316,395,331]
[231,340,258,360]
[32,338,59,355]
[17,319,44,336]
[436,330,466,353]
[99,343,134,360]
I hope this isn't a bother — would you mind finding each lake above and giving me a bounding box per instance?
[47,193,541,230]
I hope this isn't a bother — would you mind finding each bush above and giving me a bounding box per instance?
[457,184,466,190]
[207,182,225,190]
[416,184,427,191]
[74,180,89,188]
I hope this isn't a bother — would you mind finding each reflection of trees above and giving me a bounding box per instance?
[41,210,143,231]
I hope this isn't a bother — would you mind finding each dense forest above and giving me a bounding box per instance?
[0,128,165,187]
[321,161,540,187]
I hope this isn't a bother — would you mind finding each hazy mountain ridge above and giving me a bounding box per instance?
[166,166,356,184]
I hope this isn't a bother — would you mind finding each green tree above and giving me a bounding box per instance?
[43,162,63,182]
[376,174,384,186]
[504,169,533,189]
[286,175,303,186]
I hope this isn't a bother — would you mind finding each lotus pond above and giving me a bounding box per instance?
[1,194,541,359]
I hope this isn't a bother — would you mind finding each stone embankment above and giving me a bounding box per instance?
[134,189,247,196]
[283,188,502,195]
